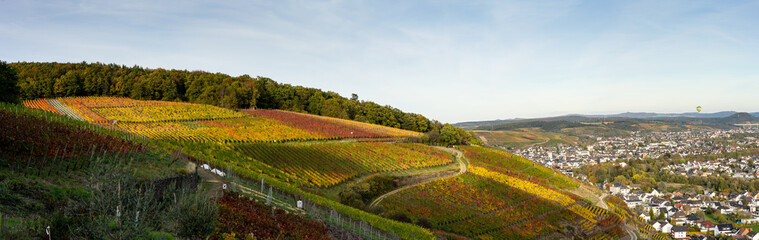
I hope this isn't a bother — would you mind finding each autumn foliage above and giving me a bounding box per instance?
[212,192,330,240]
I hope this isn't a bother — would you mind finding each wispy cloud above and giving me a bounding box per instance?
[1,0,758,122]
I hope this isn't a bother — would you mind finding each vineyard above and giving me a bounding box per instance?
[116,118,324,142]
[213,192,330,240]
[11,97,616,239]
[21,98,60,114]
[381,173,574,239]
[22,97,422,143]
[376,146,626,239]
[0,105,154,177]
[234,142,454,187]
[244,109,422,138]
[457,145,580,189]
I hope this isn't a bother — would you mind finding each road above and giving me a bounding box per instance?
[368,147,468,208]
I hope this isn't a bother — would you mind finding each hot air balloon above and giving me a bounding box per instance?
[696,106,702,113]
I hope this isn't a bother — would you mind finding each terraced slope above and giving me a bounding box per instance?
[25,97,419,143]
[380,147,625,239]
[457,145,580,189]
[24,97,422,142]
[234,142,454,187]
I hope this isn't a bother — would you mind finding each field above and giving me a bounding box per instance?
[472,130,578,148]
[235,142,454,187]
[23,97,422,143]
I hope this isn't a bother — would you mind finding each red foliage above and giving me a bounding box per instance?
[243,109,404,138]
[0,110,143,162]
[212,192,330,240]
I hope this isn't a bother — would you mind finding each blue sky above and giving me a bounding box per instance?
[2,1,759,123]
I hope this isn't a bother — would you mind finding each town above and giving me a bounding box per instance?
[514,128,759,178]
[609,182,759,239]
[511,127,759,239]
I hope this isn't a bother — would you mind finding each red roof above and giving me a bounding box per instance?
[699,220,716,228]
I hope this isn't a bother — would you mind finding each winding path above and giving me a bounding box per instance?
[368,147,468,208]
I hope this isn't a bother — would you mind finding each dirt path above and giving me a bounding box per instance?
[194,163,225,197]
[567,184,610,211]
[368,147,468,208]
[597,193,610,210]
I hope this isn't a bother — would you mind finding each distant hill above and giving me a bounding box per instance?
[456,111,759,129]
[465,113,759,141]
[700,112,759,125]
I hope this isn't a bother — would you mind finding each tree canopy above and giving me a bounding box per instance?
[0,61,20,103]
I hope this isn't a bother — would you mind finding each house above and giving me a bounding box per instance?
[610,183,623,194]
[621,186,631,195]
[748,231,759,240]
[661,221,673,234]
[626,198,643,208]
[671,226,688,239]
[743,218,759,224]
[672,211,687,225]
[649,189,662,197]
[697,220,716,231]
[651,197,667,206]
[658,207,670,218]
[640,213,651,221]
[692,234,717,240]
[685,215,701,225]
[651,220,664,231]
[718,205,734,214]
[714,224,735,236]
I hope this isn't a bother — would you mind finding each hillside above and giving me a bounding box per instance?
[470,113,755,137]
[7,96,636,239]
[9,61,432,133]
[379,146,626,239]
[456,111,759,129]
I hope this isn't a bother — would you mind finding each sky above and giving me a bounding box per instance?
[2,0,759,123]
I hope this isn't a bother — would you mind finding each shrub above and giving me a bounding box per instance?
[171,192,218,240]
[148,231,176,240]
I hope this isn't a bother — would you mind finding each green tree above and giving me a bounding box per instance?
[321,98,348,119]
[306,92,325,115]
[440,124,461,146]
[54,71,84,96]
[0,61,20,103]
[415,114,430,132]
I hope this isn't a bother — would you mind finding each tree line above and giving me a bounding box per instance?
[3,61,480,145]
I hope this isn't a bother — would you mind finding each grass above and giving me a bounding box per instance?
[742,224,759,232]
